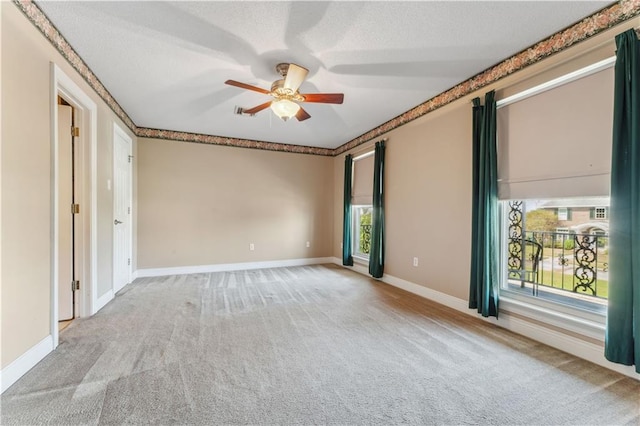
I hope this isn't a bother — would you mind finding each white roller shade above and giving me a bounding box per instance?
[497,66,614,200]
[352,154,374,205]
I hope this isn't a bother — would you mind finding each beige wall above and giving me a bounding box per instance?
[1,2,137,369]
[137,138,333,269]
[333,103,472,300]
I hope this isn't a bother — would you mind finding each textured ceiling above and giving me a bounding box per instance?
[36,1,612,149]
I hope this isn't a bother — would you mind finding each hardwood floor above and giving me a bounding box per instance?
[58,319,72,332]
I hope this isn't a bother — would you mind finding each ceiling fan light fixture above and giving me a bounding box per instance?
[270,99,300,121]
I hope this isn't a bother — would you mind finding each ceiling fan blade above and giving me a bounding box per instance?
[284,63,309,92]
[295,107,311,122]
[225,80,270,95]
[243,101,272,115]
[300,93,344,104]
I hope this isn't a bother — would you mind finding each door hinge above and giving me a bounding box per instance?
[128,258,131,266]
[127,207,131,214]
[71,127,80,137]
[72,204,80,214]
[128,155,133,163]
[73,280,80,291]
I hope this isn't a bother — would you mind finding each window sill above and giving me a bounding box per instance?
[353,255,369,265]
[499,289,606,342]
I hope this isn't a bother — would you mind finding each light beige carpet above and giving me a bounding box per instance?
[2,264,638,425]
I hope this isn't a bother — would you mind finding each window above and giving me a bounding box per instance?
[351,151,375,261]
[353,206,372,259]
[557,207,568,221]
[501,198,609,312]
[496,58,615,320]
[595,207,607,219]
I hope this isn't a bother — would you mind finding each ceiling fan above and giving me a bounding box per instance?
[225,63,344,122]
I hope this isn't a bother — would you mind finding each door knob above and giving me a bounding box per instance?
[114,219,123,225]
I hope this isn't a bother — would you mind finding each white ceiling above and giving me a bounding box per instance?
[37,1,611,149]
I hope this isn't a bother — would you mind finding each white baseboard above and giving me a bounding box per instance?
[136,257,334,278]
[330,257,638,380]
[382,273,470,313]
[131,270,139,281]
[93,289,114,314]
[331,257,469,314]
[1,335,53,394]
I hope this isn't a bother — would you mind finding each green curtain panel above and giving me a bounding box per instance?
[469,91,499,318]
[343,154,354,266]
[369,141,385,278]
[469,98,483,311]
[605,29,640,373]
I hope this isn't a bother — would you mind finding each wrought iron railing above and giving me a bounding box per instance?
[360,224,372,254]
[506,201,609,300]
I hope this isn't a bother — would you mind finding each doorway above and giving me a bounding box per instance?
[51,63,98,349]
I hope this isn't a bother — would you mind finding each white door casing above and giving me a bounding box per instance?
[57,104,74,320]
[113,124,132,293]
[51,63,98,349]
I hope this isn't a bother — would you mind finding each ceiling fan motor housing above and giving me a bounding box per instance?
[270,79,304,102]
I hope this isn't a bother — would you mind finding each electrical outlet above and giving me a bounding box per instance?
[306,241,310,248]
[413,257,419,267]
[249,243,255,251]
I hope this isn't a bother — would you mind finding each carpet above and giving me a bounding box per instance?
[2,264,638,425]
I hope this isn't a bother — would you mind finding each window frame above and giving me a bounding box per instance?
[494,58,617,341]
[498,200,606,340]
[352,205,372,262]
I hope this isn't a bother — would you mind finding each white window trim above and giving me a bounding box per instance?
[499,295,605,341]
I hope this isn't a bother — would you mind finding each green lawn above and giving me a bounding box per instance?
[536,270,608,299]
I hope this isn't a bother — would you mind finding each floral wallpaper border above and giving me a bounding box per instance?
[16,0,640,157]
[136,128,334,157]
